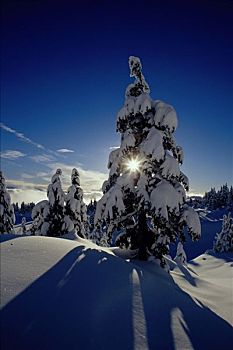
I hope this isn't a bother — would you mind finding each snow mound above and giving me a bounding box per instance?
[1,236,232,350]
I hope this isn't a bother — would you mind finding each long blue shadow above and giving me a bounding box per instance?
[2,245,232,350]
[0,233,24,243]
[1,246,134,350]
[137,263,233,350]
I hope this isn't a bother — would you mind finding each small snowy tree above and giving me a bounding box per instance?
[95,56,201,266]
[218,184,229,208]
[31,200,50,235]
[21,217,27,234]
[227,186,233,207]
[65,168,87,237]
[32,169,71,236]
[213,213,233,253]
[174,242,187,265]
[87,199,97,233]
[0,171,15,233]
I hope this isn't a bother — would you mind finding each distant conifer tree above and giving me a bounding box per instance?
[0,171,15,234]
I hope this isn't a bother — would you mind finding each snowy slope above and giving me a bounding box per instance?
[1,235,232,350]
[170,211,223,260]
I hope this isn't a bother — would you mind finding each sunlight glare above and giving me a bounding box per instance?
[126,158,141,172]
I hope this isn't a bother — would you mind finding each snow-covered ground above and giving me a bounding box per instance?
[169,209,225,260]
[13,221,33,234]
[1,235,232,350]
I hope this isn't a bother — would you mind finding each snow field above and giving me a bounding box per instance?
[1,235,232,350]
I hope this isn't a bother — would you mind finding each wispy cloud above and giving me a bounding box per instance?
[21,173,35,179]
[0,150,26,159]
[6,179,47,191]
[0,122,59,158]
[1,122,108,203]
[47,162,108,201]
[30,154,55,163]
[6,162,108,204]
[37,171,50,177]
[188,189,204,197]
[8,188,47,205]
[0,123,45,150]
[57,148,74,153]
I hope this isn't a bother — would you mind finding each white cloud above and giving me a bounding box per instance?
[109,146,120,150]
[6,179,47,204]
[8,188,47,205]
[1,124,108,204]
[188,191,204,197]
[0,150,26,159]
[6,179,47,191]
[47,162,108,201]
[57,148,74,153]
[0,122,59,158]
[6,162,108,204]
[21,173,34,179]
[37,172,49,177]
[30,154,55,163]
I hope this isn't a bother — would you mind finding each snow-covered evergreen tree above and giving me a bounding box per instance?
[0,171,15,233]
[31,200,50,235]
[87,199,97,233]
[21,217,27,234]
[174,242,187,265]
[65,168,87,237]
[227,186,233,209]
[203,184,233,210]
[203,187,218,210]
[95,56,201,266]
[90,227,102,245]
[32,169,72,236]
[218,184,229,208]
[213,212,233,253]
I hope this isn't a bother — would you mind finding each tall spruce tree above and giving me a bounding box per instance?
[95,56,201,266]
[0,171,15,233]
[65,168,87,237]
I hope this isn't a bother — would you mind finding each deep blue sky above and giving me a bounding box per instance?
[1,0,233,202]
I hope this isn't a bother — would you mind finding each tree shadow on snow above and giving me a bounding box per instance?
[207,251,233,263]
[0,233,24,243]
[1,246,135,350]
[135,261,233,350]
[1,248,232,350]
[176,264,198,286]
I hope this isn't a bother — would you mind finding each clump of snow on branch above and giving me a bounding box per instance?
[181,205,201,240]
[150,180,184,221]
[140,128,164,162]
[174,242,187,265]
[153,101,178,132]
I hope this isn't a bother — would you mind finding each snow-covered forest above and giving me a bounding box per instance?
[1,57,232,350]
